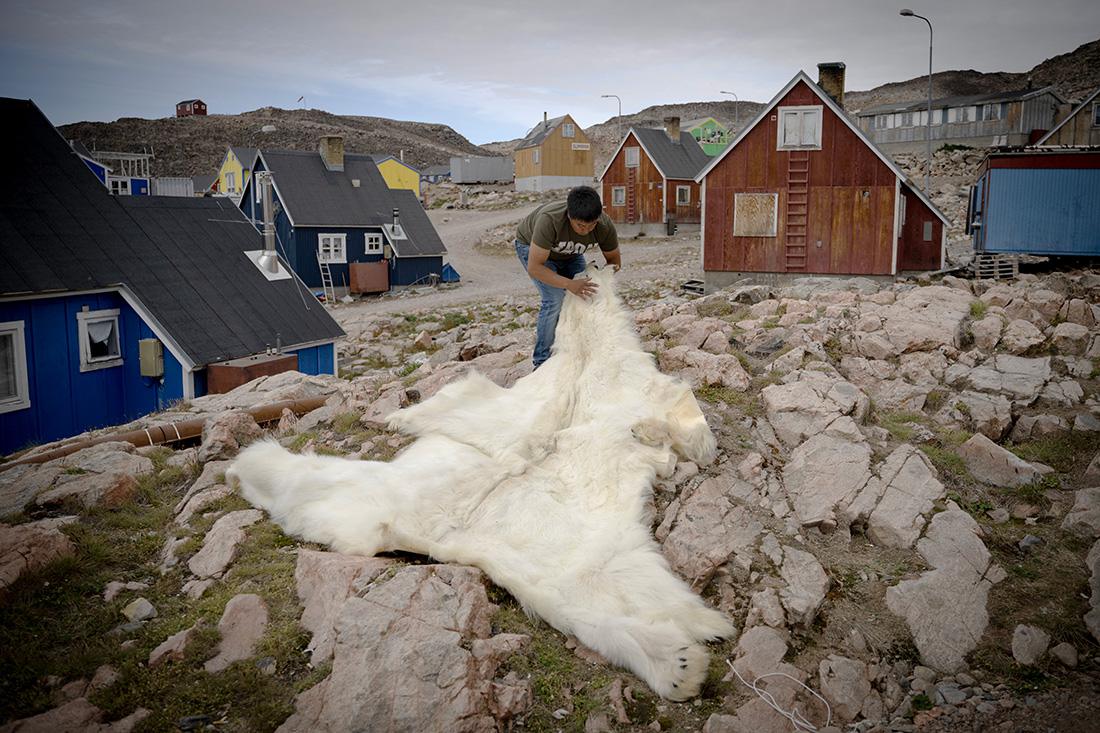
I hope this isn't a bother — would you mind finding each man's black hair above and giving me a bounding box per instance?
[567,186,603,222]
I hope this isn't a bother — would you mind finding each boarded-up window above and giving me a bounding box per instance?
[777,106,822,150]
[923,221,933,241]
[612,186,626,206]
[625,147,640,167]
[733,193,778,237]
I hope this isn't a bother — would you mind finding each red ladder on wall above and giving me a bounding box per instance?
[785,151,810,272]
[626,167,637,224]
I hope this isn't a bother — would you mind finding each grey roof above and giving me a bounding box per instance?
[230,146,258,168]
[630,128,711,179]
[0,98,344,367]
[254,149,446,257]
[422,164,450,176]
[369,154,420,173]
[516,115,567,150]
[192,173,217,192]
[68,139,99,162]
[858,86,1065,116]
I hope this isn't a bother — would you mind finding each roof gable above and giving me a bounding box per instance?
[599,127,710,181]
[1035,86,1100,146]
[516,114,577,150]
[696,71,949,226]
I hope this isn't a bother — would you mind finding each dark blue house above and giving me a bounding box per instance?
[0,98,345,456]
[968,149,1100,257]
[69,139,110,186]
[237,137,448,291]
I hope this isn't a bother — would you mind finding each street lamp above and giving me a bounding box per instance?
[719,90,739,130]
[900,8,933,193]
[601,94,622,140]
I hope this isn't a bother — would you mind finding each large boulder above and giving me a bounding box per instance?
[25,442,155,509]
[205,593,269,673]
[1051,322,1090,355]
[877,286,973,353]
[886,506,1006,671]
[864,446,945,549]
[662,477,762,587]
[187,509,264,579]
[762,369,869,447]
[999,319,1045,354]
[1062,488,1100,538]
[782,433,872,529]
[657,346,751,391]
[957,434,1043,488]
[199,410,263,463]
[778,546,830,627]
[965,355,1050,404]
[0,517,77,598]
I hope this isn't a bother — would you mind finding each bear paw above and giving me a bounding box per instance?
[650,643,709,701]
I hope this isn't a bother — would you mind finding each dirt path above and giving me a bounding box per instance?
[328,205,703,321]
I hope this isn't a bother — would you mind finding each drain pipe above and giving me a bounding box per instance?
[1,396,329,471]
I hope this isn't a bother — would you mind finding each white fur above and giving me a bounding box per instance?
[228,267,732,700]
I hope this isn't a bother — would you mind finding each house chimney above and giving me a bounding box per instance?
[319,135,345,171]
[664,116,681,143]
[543,111,548,132]
[256,172,278,274]
[817,62,846,107]
[392,207,400,228]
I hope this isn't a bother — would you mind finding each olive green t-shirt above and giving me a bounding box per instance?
[516,200,619,261]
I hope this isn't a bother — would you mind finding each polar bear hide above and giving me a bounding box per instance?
[227,266,734,700]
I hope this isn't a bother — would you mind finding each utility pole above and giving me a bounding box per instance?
[901,8,934,193]
[601,94,622,140]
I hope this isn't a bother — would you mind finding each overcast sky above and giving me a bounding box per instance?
[1,0,1096,144]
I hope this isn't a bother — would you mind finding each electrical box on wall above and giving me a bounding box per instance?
[139,338,163,377]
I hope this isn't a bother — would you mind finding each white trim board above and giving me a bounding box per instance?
[695,70,950,228]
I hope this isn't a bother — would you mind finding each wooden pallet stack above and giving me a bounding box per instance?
[972,253,1019,280]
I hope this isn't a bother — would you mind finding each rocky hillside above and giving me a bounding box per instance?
[58,107,487,178]
[2,264,1100,731]
[846,38,1100,112]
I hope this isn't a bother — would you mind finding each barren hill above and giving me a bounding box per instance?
[58,107,487,178]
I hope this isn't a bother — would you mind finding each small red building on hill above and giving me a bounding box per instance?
[696,65,948,289]
[176,99,207,117]
[599,117,711,235]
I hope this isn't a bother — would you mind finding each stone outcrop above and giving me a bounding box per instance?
[957,434,1043,488]
[205,593,269,673]
[662,477,762,587]
[187,509,264,579]
[0,516,77,598]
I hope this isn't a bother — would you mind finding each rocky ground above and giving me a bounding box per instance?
[3,242,1100,731]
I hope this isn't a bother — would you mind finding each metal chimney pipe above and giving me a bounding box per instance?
[392,207,400,228]
[256,172,279,274]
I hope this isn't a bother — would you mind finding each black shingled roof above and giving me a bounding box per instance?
[629,128,711,180]
[516,115,567,150]
[255,150,445,257]
[0,98,344,368]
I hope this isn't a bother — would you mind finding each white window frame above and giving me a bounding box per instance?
[318,233,347,264]
[562,123,575,138]
[365,232,383,254]
[1092,103,1100,127]
[733,193,778,237]
[109,177,130,196]
[625,146,640,168]
[76,309,123,373]
[611,186,626,206]
[676,185,691,205]
[533,149,540,164]
[226,171,236,193]
[0,320,30,414]
[776,106,823,150]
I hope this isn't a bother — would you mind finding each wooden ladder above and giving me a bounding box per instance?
[626,167,637,224]
[317,256,336,304]
[785,151,810,272]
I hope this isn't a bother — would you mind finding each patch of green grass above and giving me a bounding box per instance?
[921,444,971,482]
[287,432,317,453]
[440,311,472,331]
[823,335,842,363]
[696,384,763,417]
[911,693,934,711]
[695,300,735,318]
[1009,431,1100,473]
[954,400,972,417]
[762,316,780,330]
[877,411,931,442]
[396,362,419,378]
[332,412,360,434]
[63,466,88,475]
[924,389,948,413]
[945,490,992,518]
[1013,474,1061,504]
[970,300,988,319]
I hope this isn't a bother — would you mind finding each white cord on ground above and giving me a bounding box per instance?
[725,658,832,732]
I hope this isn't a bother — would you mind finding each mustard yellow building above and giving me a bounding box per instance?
[216,146,256,199]
[372,155,421,198]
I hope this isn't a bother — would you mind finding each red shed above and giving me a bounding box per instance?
[696,68,948,289]
[176,99,207,117]
[600,118,710,235]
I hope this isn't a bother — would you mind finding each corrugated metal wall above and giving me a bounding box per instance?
[982,168,1100,255]
[450,156,514,183]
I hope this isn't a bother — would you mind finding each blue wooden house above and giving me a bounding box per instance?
[0,98,345,456]
[967,149,1100,257]
[237,137,448,291]
[69,139,111,186]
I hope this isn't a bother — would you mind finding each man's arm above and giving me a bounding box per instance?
[527,244,597,299]
[603,247,621,271]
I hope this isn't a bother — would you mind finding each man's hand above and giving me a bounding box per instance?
[566,277,598,300]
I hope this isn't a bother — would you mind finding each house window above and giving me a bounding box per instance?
[733,193,778,237]
[676,185,691,205]
[109,178,130,196]
[625,147,640,167]
[562,123,575,138]
[533,149,540,164]
[318,233,347,263]
[901,112,914,127]
[226,172,236,193]
[611,186,626,206]
[776,106,823,150]
[923,221,934,241]
[76,309,122,372]
[1092,103,1100,127]
[981,103,1002,121]
[0,321,30,414]
[365,233,383,254]
[899,195,907,226]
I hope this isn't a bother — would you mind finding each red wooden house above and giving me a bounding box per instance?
[599,117,710,235]
[696,66,948,289]
[176,99,207,117]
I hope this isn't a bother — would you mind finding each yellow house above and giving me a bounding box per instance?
[372,155,421,198]
[216,146,256,199]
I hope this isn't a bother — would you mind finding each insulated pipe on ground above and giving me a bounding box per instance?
[0,396,330,471]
